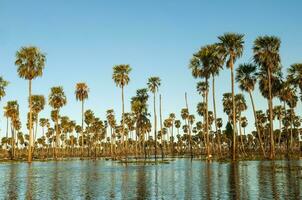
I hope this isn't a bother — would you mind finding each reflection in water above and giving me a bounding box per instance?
[0,159,301,199]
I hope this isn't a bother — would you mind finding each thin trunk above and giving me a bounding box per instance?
[238,111,246,156]
[28,79,33,163]
[122,86,126,159]
[153,92,157,161]
[81,100,84,158]
[248,90,266,157]
[230,59,237,161]
[267,68,275,159]
[290,108,293,152]
[159,94,164,159]
[212,75,221,157]
[205,79,210,159]
[5,117,8,149]
[55,113,60,159]
[185,92,193,159]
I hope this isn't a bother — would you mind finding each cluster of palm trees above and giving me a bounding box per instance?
[189,33,302,161]
[0,33,301,163]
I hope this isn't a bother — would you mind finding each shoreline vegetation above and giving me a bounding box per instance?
[0,33,302,164]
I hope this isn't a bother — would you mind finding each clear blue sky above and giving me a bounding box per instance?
[0,0,302,138]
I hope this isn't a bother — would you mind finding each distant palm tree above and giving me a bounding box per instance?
[15,46,46,163]
[49,86,67,159]
[218,33,244,161]
[190,45,218,159]
[147,76,161,160]
[279,81,298,151]
[4,100,19,159]
[0,77,9,101]
[31,95,46,141]
[112,64,131,157]
[106,109,116,157]
[288,63,302,106]
[75,82,89,157]
[253,36,281,159]
[236,63,265,156]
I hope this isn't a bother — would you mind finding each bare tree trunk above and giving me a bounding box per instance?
[248,91,266,157]
[81,100,84,158]
[153,92,157,161]
[28,79,33,163]
[212,75,221,157]
[230,62,237,161]
[267,68,275,159]
[159,94,164,160]
[185,92,193,159]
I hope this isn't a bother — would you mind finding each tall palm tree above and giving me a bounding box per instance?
[75,82,89,157]
[112,64,131,156]
[189,45,216,159]
[49,86,67,159]
[31,95,46,141]
[288,63,302,106]
[0,77,9,101]
[279,81,298,152]
[218,33,244,161]
[273,105,284,147]
[15,46,46,163]
[235,94,247,154]
[147,76,161,160]
[4,100,19,159]
[253,36,281,159]
[106,109,116,157]
[236,63,265,156]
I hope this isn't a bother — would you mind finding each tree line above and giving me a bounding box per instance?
[0,33,301,163]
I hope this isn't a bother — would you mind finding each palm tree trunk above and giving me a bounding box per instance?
[28,79,33,163]
[5,117,8,150]
[267,68,275,159]
[159,94,164,160]
[55,115,60,159]
[122,86,126,159]
[81,100,84,158]
[290,108,294,152]
[153,92,157,161]
[230,61,237,161]
[212,75,221,157]
[277,116,282,149]
[238,112,246,156]
[248,90,266,157]
[205,80,210,159]
[185,92,193,159]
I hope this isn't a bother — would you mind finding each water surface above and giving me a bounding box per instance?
[0,159,301,199]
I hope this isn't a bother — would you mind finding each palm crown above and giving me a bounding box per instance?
[112,64,131,88]
[15,46,46,80]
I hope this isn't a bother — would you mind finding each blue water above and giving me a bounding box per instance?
[0,159,301,199]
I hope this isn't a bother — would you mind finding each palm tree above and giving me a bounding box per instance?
[147,76,161,160]
[31,95,45,141]
[253,36,281,159]
[39,118,49,137]
[106,109,116,157]
[75,82,89,157]
[4,100,19,159]
[235,94,247,155]
[236,63,265,156]
[0,77,9,100]
[15,46,46,163]
[112,64,131,157]
[288,63,302,106]
[190,44,221,159]
[49,86,67,159]
[218,33,244,161]
[273,105,284,147]
[279,81,298,152]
